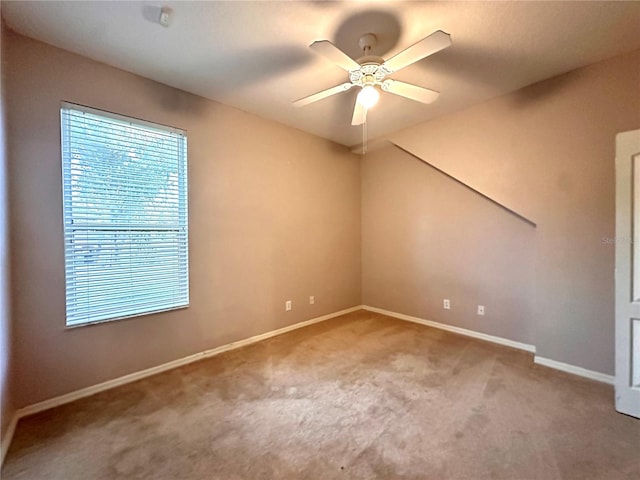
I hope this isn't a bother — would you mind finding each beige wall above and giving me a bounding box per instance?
[5,30,361,408]
[362,146,536,345]
[4,26,637,412]
[369,49,640,374]
[0,19,15,446]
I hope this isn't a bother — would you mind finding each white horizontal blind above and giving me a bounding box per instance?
[61,103,189,326]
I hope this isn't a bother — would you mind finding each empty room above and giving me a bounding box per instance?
[0,1,639,479]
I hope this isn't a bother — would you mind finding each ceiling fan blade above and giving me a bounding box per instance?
[381,79,440,104]
[310,40,361,72]
[351,98,367,126]
[293,82,354,107]
[382,30,451,73]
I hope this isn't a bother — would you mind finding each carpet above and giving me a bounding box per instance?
[2,310,639,479]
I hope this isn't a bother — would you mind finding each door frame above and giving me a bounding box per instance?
[614,129,640,418]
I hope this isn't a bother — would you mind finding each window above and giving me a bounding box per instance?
[60,103,189,327]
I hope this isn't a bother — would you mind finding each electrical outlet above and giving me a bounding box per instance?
[443,299,450,310]
[477,305,485,316]
[309,296,315,305]
[285,300,292,311]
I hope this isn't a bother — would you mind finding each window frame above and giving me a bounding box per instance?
[60,102,190,328]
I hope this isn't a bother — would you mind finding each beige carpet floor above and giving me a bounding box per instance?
[2,310,639,479]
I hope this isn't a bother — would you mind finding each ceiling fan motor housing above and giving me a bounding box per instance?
[349,34,393,89]
[349,63,391,88]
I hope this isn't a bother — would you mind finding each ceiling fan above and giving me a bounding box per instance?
[293,30,452,125]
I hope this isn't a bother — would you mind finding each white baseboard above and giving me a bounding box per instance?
[362,305,536,353]
[1,413,19,466]
[18,305,363,418]
[1,305,362,467]
[533,356,614,385]
[363,305,615,385]
[2,304,615,467]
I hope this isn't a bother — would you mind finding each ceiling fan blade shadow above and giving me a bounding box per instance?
[415,43,513,90]
[419,43,585,106]
[293,83,354,107]
[383,30,451,73]
[333,9,402,59]
[309,40,361,72]
[351,98,367,126]
[202,45,312,96]
[382,79,439,104]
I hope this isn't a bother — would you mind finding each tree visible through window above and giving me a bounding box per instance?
[60,103,189,326]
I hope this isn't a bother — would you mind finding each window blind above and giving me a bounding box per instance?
[60,103,189,327]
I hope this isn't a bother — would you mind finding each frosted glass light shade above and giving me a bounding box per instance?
[357,85,379,109]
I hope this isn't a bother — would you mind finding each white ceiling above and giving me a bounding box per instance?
[3,1,640,147]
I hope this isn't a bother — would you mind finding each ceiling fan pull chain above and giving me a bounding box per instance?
[362,113,367,155]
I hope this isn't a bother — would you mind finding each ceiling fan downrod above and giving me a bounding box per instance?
[358,33,377,55]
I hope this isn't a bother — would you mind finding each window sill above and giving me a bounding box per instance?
[64,304,190,330]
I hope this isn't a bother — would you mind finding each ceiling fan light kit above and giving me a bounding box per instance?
[357,85,379,109]
[293,29,452,130]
